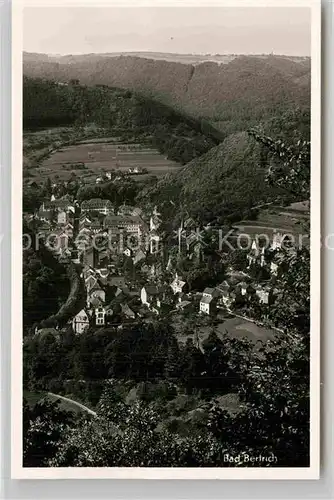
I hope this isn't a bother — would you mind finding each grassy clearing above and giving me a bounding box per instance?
[215,317,276,343]
[27,140,180,184]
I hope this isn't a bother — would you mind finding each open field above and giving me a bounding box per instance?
[172,311,275,347]
[30,141,180,183]
[232,204,310,244]
[215,317,276,343]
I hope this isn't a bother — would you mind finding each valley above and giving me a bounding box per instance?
[22,49,311,469]
[32,140,180,184]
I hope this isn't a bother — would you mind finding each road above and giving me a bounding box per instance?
[47,392,97,416]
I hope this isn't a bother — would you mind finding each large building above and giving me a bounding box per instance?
[104,215,147,237]
[81,199,114,216]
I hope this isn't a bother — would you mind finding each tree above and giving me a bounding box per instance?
[238,129,311,466]
[23,398,77,467]
[248,128,310,199]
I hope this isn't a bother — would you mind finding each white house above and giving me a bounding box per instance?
[255,285,272,304]
[272,232,284,250]
[57,210,68,225]
[72,309,90,334]
[150,215,161,232]
[95,306,106,326]
[248,239,266,267]
[199,288,219,315]
[149,231,161,254]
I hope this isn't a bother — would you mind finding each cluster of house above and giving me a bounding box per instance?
[72,266,139,333]
[31,192,303,339]
[245,232,286,275]
[73,265,278,334]
[95,166,147,184]
[199,277,275,316]
[72,265,194,335]
[32,196,164,267]
[70,222,290,334]
[128,166,147,175]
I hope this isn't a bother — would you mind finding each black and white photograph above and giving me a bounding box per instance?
[12,0,321,478]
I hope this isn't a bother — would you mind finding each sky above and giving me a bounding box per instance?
[23,6,311,56]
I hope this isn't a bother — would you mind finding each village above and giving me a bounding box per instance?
[24,186,309,342]
[19,6,314,471]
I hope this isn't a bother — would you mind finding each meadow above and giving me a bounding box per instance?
[30,140,180,184]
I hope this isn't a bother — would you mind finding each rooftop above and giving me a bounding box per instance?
[143,285,167,296]
[200,295,214,304]
[104,215,143,228]
[81,199,113,209]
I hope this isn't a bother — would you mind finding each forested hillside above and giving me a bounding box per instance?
[23,224,70,331]
[23,75,310,226]
[23,77,222,164]
[23,53,310,135]
[139,107,309,226]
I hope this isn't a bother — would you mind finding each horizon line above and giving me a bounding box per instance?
[23,50,311,58]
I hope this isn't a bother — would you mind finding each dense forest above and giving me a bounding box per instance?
[23,223,70,331]
[23,77,222,165]
[139,107,310,227]
[23,53,310,135]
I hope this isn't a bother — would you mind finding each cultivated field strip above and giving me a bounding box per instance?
[38,141,180,182]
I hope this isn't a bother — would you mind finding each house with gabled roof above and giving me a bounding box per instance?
[255,284,273,305]
[88,287,106,309]
[37,204,55,223]
[45,199,75,213]
[199,288,219,315]
[72,309,90,334]
[141,285,168,313]
[104,215,146,236]
[133,249,146,266]
[108,275,126,288]
[170,273,187,295]
[85,274,98,292]
[121,303,136,320]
